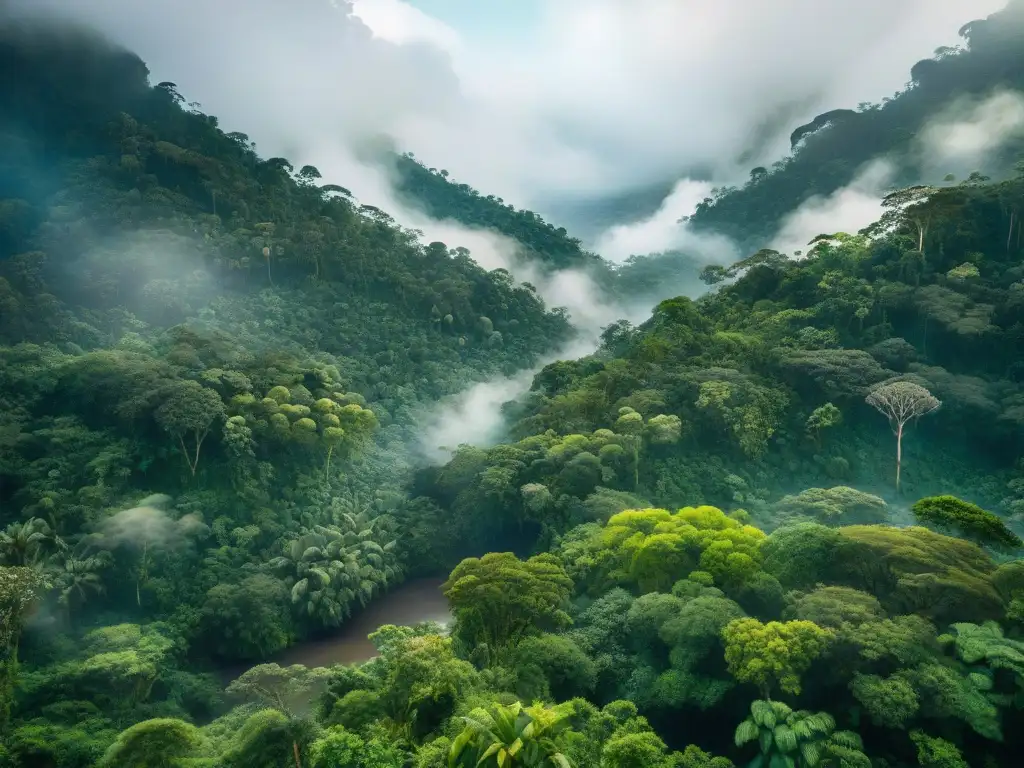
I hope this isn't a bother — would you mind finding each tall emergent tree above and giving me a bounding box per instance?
[155,380,226,477]
[865,381,940,493]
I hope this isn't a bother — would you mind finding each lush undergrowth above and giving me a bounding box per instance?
[4,7,1024,768]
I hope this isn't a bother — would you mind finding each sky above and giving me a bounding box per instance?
[3,0,1010,257]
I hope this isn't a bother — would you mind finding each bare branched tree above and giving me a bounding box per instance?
[866,381,941,493]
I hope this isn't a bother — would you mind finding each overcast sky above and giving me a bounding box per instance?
[5,0,1008,248]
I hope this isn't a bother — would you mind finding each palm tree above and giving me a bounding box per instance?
[54,546,108,624]
[0,518,52,566]
[735,700,869,768]
[449,701,573,768]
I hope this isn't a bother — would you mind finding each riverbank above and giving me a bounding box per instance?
[217,577,451,682]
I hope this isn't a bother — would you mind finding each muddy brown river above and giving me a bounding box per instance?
[220,577,451,680]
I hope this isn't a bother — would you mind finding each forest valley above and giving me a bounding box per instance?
[5,4,1024,768]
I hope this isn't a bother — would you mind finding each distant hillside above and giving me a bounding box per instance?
[389,152,608,273]
[687,0,1024,249]
[388,152,708,309]
[0,17,576,508]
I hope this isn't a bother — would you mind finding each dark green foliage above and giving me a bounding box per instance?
[198,574,294,661]
[97,717,199,768]
[443,552,573,657]
[391,154,606,275]
[912,495,1022,550]
[6,8,1024,768]
[685,2,1024,248]
[733,700,869,768]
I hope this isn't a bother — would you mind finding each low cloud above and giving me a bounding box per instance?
[593,178,739,265]
[415,330,613,463]
[916,88,1024,176]
[95,494,208,551]
[769,159,896,255]
[4,0,1002,216]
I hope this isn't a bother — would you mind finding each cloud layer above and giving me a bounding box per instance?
[6,0,1004,224]
[769,159,896,255]
[917,88,1024,176]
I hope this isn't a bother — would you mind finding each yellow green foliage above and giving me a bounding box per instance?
[721,618,833,697]
[596,506,766,593]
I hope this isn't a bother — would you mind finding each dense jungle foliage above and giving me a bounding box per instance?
[5,7,1024,768]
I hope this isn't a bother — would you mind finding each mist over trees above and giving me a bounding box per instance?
[4,3,1024,768]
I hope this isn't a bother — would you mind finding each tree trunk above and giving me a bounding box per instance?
[192,430,206,477]
[178,435,195,476]
[895,422,904,494]
[324,446,333,482]
[292,740,301,768]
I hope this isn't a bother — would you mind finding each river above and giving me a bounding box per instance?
[221,577,451,681]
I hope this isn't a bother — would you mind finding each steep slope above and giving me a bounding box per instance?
[390,152,608,274]
[418,166,1024,551]
[686,0,1024,248]
[389,153,709,309]
[0,18,573,585]
[7,11,1024,768]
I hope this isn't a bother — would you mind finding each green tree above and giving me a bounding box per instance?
[226,663,331,718]
[613,407,682,488]
[448,700,573,768]
[270,520,403,628]
[805,403,842,448]
[773,487,888,527]
[0,517,52,566]
[53,548,108,623]
[227,664,332,768]
[734,700,869,768]
[911,495,1021,550]
[444,552,573,659]
[908,730,969,768]
[722,619,833,698]
[865,381,940,493]
[309,726,404,768]
[674,744,734,768]
[0,566,49,723]
[368,628,478,737]
[154,380,226,476]
[200,574,294,660]
[99,718,199,768]
[219,708,318,768]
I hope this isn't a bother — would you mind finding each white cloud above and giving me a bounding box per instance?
[593,178,738,264]
[349,0,461,52]
[769,159,896,255]
[7,0,1004,213]
[917,88,1024,172]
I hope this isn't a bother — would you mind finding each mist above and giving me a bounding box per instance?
[415,307,645,463]
[916,88,1024,177]
[769,159,896,255]
[94,494,208,552]
[4,0,1003,219]
[593,179,739,266]
[767,86,1024,256]
[3,0,1009,464]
